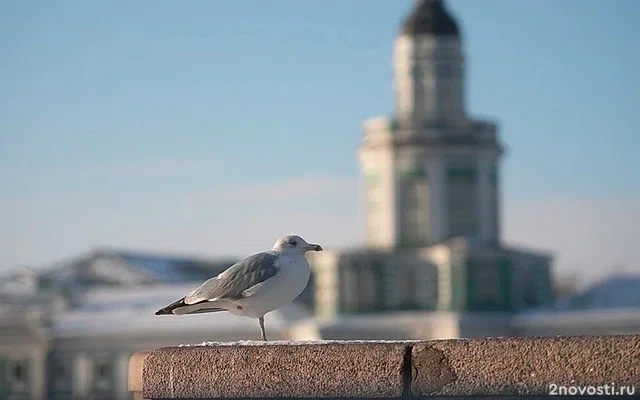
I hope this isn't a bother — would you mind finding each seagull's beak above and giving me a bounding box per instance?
[306,243,323,252]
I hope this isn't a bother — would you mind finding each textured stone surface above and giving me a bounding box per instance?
[142,342,407,398]
[412,335,640,396]
[131,336,640,398]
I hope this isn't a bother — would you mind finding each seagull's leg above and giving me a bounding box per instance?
[259,316,267,341]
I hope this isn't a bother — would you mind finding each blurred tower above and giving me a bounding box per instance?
[359,0,503,249]
[311,0,553,322]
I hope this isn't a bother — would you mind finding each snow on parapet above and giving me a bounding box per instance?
[178,339,424,347]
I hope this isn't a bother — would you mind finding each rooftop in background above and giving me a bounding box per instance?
[37,247,238,289]
[549,274,640,311]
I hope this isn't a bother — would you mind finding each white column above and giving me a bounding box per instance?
[437,260,452,310]
[115,353,130,400]
[393,36,415,124]
[73,354,90,398]
[31,346,47,400]
[386,149,399,248]
[359,125,397,249]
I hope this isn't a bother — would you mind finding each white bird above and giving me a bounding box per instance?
[155,234,323,341]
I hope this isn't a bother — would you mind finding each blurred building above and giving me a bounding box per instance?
[0,250,318,400]
[0,269,51,400]
[310,0,553,335]
[46,284,315,400]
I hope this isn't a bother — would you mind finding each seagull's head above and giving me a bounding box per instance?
[273,235,323,254]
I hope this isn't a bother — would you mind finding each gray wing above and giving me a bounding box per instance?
[184,252,279,304]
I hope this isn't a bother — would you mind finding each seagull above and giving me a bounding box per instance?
[155,234,323,341]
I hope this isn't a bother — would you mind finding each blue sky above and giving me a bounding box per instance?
[1,0,639,284]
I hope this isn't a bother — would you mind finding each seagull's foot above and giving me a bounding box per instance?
[259,316,267,341]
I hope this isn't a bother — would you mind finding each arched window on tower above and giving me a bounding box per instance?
[399,165,429,247]
[446,156,479,238]
[358,265,379,311]
[340,263,359,313]
[398,262,418,309]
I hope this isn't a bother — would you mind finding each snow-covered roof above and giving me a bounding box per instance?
[550,274,640,310]
[52,284,313,338]
[511,274,640,328]
[102,249,235,283]
[0,267,39,297]
[512,307,640,327]
[40,248,237,289]
[77,283,200,312]
[0,279,36,297]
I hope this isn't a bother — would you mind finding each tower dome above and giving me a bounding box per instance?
[400,0,460,37]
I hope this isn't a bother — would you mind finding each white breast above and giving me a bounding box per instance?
[234,254,311,318]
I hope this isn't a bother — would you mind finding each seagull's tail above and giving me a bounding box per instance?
[155,297,226,316]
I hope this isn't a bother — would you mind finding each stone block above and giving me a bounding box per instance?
[411,335,640,396]
[142,341,408,398]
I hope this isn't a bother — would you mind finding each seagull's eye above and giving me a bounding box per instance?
[289,240,298,246]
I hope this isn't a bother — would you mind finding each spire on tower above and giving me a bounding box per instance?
[400,0,460,37]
